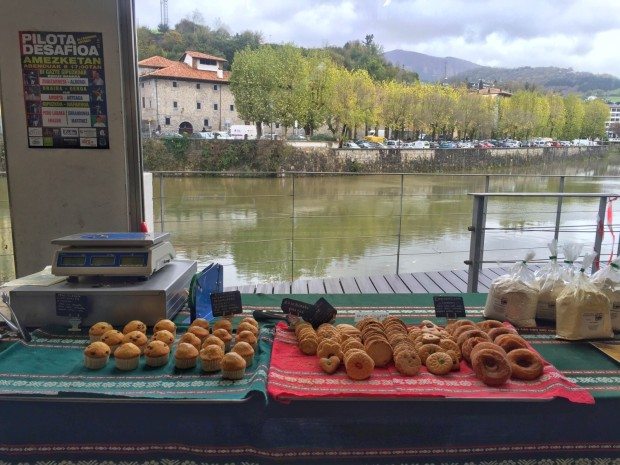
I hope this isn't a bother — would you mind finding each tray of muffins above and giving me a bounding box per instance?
[266,316,594,404]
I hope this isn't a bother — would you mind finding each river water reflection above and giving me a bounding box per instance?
[2,155,620,285]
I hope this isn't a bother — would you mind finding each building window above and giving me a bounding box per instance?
[203,118,209,127]
[172,81,178,88]
[197,102,201,110]
[165,117,171,125]
[213,84,218,90]
[142,97,145,109]
[275,123,280,129]
[213,103,218,110]
[230,104,234,111]
[173,101,178,109]
[196,83,201,89]
[200,59,217,66]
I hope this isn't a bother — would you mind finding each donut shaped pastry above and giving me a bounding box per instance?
[452,324,478,339]
[446,319,477,334]
[317,340,342,359]
[477,319,505,332]
[394,350,421,376]
[469,342,506,361]
[425,351,453,375]
[461,336,490,363]
[418,343,442,364]
[456,329,490,347]
[487,326,518,342]
[345,350,375,380]
[495,333,528,353]
[506,348,544,380]
[471,348,512,386]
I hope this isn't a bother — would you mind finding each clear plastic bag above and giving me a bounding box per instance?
[484,251,539,327]
[591,256,620,332]
[556,253,613,340]
[560,242,584,283]
[535,240,564,321]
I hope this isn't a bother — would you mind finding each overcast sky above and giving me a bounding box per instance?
[136,0,620,77]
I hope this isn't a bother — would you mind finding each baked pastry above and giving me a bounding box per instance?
[394,350,421,376]
[487,326,518,341]
[179,332,202,351]
[231,341,255,366]
[476,319,505,332]
[84,341,111,369]
[153,319,176,336]
[506,348,544,380]
[100,329,124,355]
[221,352,247,380]
[89,322,113,342]
[174,342,199,369]
[319,356,340,374]
[345,350,374,380]
[114,343,141,371]
[199,345,225,372]
[202,335,226,351]
[190,318,210,331]
[237,321,259,336]
[212,328,233,351]
[144,340,170,367]
[123,330,148,355]
[240,317,259,329]
[152,329,175,347]
[235,330,258,350]
[471,348,512,386]
[122,320,147,335]
[187,325,210,343]
[494,333,529,353]
[213,319,233,334]
[425,351,453,375]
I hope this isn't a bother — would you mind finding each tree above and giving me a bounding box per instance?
[301,52,338,136]
[325,66,357,145]
[561,94,585,140]
[545,94,565,139]
[270,45,309,134]
[581,99,610,139]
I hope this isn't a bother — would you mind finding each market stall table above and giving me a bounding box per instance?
[0,293,618,465]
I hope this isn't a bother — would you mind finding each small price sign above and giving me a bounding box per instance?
[55,293,90,317]
[281,298,315,318]
[210,291,243,317]
[433,296,466,319]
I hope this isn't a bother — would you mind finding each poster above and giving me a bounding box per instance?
[19,31,109,149]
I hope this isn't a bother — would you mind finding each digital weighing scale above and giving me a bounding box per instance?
[8,232,198,327]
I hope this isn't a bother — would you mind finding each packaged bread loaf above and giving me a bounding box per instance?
[484,251,539,328]
[535,240,564,321]
[556,253,613,340]
[591,256,620,333]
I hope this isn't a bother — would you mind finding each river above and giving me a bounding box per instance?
[2,153,620,285]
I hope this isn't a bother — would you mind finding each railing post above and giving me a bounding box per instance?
[467,194,487,293]
[159,173,165,232]
[290,173,295,283]
[554,176,565,241]
[395,174,404,275]
[480,175,490,272]
[484,175,490,193]
[593,195,607,273]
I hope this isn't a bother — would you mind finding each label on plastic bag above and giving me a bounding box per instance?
[582,312,605,332]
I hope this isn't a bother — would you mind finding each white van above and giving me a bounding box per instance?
[230,125,257,140]
[412,140,430,149]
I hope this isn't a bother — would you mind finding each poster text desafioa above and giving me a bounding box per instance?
[20,31,109,149]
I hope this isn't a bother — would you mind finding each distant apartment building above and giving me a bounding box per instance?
[138,51,244,135]
[605,102,620,140]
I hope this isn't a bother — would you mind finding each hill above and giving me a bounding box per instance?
[383,49,481,82]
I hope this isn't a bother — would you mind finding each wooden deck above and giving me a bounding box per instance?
[224,266,533,294]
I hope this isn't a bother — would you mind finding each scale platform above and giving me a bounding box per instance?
[10,258,197,328]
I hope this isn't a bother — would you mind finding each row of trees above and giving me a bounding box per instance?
[230,44,611,143]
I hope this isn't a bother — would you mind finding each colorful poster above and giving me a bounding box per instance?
[20,31,109,149]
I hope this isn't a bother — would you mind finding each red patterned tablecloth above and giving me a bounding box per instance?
[267,323,594,404]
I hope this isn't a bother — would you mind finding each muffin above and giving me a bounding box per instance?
[153,318,176,336]
[200,345,225,372]
[236,330,258,351]
[221,352,247,380]
[89,322,114,342]
[232,341,255,366]
[123,330,148,354]
[187,325,210,343]
[144,340,170,367]
[240,317,259,329]
[123,320,147,335]
[100,329,124,355]
[212,328,233,351]
[237,321,259,337]
[152,329,175,347]
[114,343,141,370]
[84,341,111,369]
[175,342,199,369]
[213,319,233,334]
[190,318,210,331]
[179,332,202,351]
[202,335,226,352]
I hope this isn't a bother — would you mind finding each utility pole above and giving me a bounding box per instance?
[160,0,168,29]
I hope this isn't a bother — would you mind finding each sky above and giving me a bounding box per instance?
[136,0,620,77]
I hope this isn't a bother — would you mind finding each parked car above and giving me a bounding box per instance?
[385,139,400,148]
[213,131,233,140]
[457,141,474,148]
[355,139,372,148]
[343,141,360,149]
[438,141,457,149]
[287,134,307,141]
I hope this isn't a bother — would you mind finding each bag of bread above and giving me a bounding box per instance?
[535,240,564,321]
[591,256,620,332]
[556,253,613,340]
[484,251,539,327]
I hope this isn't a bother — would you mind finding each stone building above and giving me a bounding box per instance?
[138,51,244,135]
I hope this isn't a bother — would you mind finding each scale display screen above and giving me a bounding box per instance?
[61,255,86,266]
[120,255,147,267]
[91,256,116,266]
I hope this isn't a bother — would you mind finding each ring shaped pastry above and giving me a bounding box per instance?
[469,342,506,361]
[471,348,512,386]
[452,324,478,340]
[456,329,490,347]
[425,351,453,375]
[495,333,529,353]
[461,336,490,363]
[487,326,518,341]
[345,351,375,380]
[506,348,544,380]
[477,320,505,332]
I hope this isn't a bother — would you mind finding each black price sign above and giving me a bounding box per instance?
[281,298,315,318]
[56,293,90,317]
[312,298,337,325]
[433,296,466,319]
[210,291,243,317]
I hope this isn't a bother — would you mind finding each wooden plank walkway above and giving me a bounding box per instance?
[223,266,538,294]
